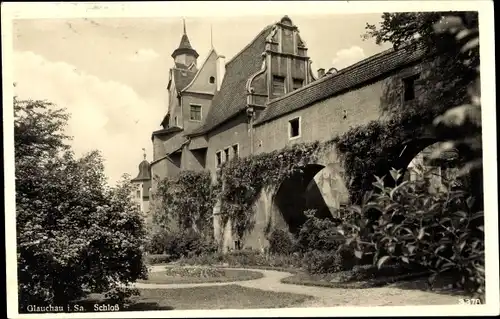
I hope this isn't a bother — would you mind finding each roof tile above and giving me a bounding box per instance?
[188,25,273,136]
[173,68,197,92]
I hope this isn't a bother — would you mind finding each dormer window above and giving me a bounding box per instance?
[403,73,420,101]
[190,104,202,121]
[209,76,215,84]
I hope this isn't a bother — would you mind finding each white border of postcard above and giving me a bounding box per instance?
[2,1,498,318]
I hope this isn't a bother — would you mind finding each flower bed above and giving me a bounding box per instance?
[139,266,264,284]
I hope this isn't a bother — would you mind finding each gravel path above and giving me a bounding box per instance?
[131,265,460,307]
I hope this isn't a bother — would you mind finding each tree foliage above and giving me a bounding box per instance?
[15,98,147,310]
[365,12,478,120]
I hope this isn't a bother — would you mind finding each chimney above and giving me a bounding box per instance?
[216,55,226,91]
[317,68,325,78]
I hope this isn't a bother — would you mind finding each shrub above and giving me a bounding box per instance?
[268,229,297,255]
[163,229,218,260]
[302,250,338,274]
[145,231,170,254]
[146,254,172,265]
[177,249,303,270]
[338,168,484,295]
[296,210,344,252]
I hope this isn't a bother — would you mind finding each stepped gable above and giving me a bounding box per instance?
[187,24,274,136]
[255,42,428,126]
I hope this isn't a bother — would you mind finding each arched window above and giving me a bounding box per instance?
[209,76,215,84]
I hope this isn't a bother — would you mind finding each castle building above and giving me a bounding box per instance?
[147,16,456,250]
[131,150,152,222]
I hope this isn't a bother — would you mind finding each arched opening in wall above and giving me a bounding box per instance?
[388,139,463,192]
[272,163,348,234]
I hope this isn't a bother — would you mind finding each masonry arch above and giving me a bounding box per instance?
[383,137,461,188]
[272,148,350,234]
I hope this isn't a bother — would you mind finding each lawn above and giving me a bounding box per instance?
[78,285,312,311]
[135,285,312,309]
[139,267,264,284]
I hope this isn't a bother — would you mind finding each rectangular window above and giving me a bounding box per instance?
[136,190,141,198]
[232,144,239,158]
[292,78,303,90]
[289,117,301,139]
[174,116,178,126]
[272,75,285,97]
[224,148,230,162]
[216,151,222,167]
[403,73,420,101]
[190,104,202,121]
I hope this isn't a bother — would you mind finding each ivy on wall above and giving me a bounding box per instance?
[153,170,216,239]
[333,113,432,204]
[216,141,325,240]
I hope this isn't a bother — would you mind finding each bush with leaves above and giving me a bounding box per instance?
[160,228,218,260]
[338,168,484,295]
[15,98,148,311]
[145,231,171,255]
[268,229,297,255]
[295,210,360,274]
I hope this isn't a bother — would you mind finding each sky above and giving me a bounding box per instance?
[12,12,391,185]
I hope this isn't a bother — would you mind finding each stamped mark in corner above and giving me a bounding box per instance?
[458,298,482,305]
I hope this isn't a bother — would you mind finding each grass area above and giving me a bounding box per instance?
[77,286,312,311]
[281,265,432,289]
[139,268,264,284]
[136,285,312,309]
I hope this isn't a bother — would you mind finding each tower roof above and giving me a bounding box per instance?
[171,19,199,59]
[131,150,151,182]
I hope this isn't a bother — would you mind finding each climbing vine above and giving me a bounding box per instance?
[333,112,433,203]
[154,170,216,238]
[216,141,325,240]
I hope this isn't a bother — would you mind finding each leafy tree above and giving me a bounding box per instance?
[15,97,148,311]
[364,12,479,121]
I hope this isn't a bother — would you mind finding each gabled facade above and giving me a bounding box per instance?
[151,20,223,184]
[150,16,317,187]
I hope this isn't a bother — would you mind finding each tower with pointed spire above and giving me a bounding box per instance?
[172,19,199,68]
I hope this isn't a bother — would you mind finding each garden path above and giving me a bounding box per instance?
[131,265,460,307]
